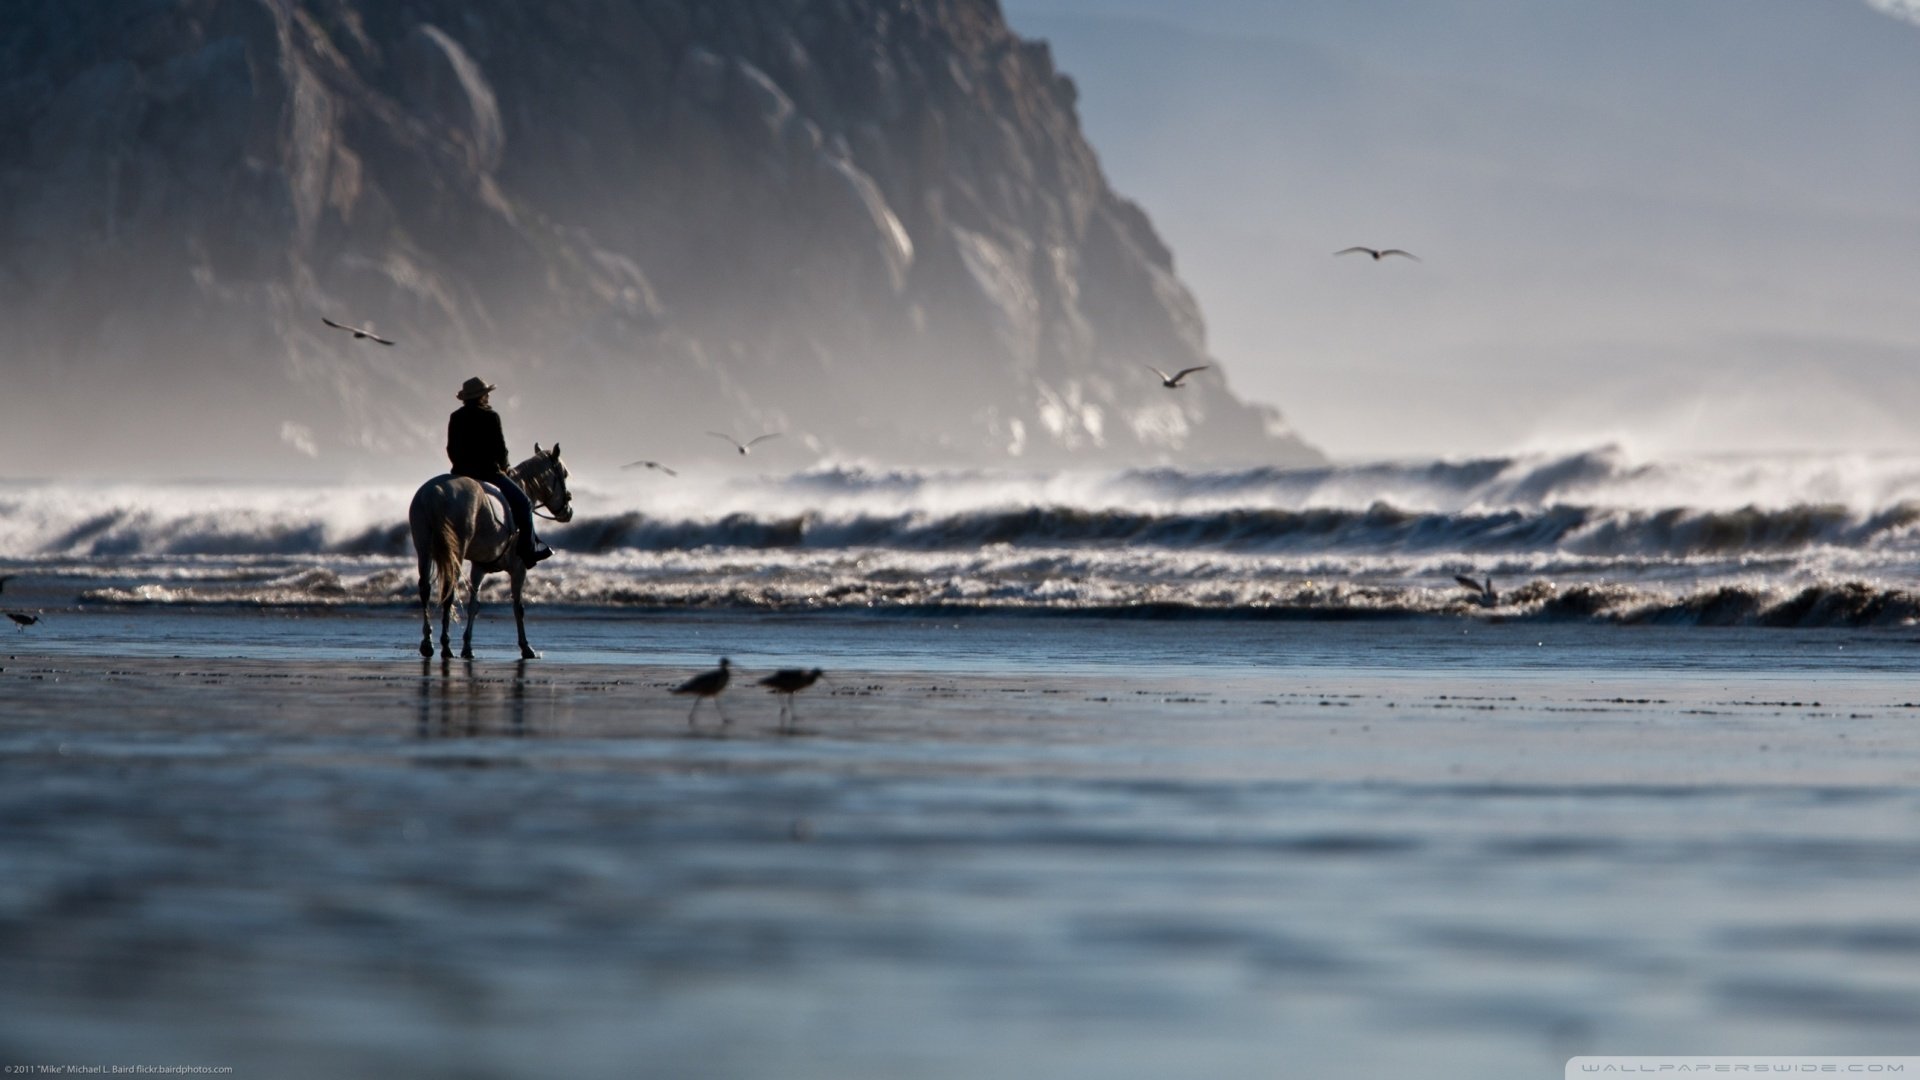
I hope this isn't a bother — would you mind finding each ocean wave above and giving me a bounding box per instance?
[543,500,1920,557]
[66,560,1920,629]
[13,449,1920,561]
[16,499,1920,560]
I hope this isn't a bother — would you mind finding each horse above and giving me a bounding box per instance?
[410,443,574,660]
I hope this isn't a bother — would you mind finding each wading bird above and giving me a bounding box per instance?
[707,432,782,456]
[758,667,823,728]
[1336,246,1420,262]
[6,612,39,629]
[321,316,396,346]
[1147,365,1208,389]
[673,657,732,725]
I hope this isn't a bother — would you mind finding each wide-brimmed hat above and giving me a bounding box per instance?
[457,377,496,401]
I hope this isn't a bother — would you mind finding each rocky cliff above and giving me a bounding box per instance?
[0,0,1321,477]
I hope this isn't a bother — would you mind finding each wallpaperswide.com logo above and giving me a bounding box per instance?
[1570,1059,1920,1075]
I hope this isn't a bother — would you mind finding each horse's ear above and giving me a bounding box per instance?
[549,442,561,458]
[533,442,544,456]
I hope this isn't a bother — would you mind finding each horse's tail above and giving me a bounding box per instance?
[433,517,462,609]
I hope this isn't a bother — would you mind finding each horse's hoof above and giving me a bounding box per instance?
[520,648,539,660]
[460,650,475,661]
[419,641,433,658]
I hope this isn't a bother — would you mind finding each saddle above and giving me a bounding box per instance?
[477,481,522,547]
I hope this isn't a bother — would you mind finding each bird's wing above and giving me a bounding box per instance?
[656,464,678,476]
[1145,365,1172,381]
[1453,575,1485,594]
[371,333,396,346]
[706,431,745,450]
[1172,366,1210,382]
[1380,249,1421,261]
[745,433,784,448]
[1334,247,1377,257]
[322,316,350,331]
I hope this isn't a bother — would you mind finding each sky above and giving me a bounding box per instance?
[1000,0,1920,461]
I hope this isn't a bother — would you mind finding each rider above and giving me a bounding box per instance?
[447,377,552,565]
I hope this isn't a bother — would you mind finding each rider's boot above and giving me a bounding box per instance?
[520,533,553,565]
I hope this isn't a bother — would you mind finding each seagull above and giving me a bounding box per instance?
[1147,365,1208,389]
[1454,575,1497,606]
[758,667,823,728]
[673,657,731,725]
[621,460,678,476]
[1336,247,1420,262]
[707,431,782,456]
[321,316,396,346]
[6,612,38,629]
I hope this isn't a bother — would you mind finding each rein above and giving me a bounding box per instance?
[507,456,568,521]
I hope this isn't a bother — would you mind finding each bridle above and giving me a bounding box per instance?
[508,455,572,522]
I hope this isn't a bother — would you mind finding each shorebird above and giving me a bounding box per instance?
[321,316,396,346]
[758,667,823,727]
[707,432,782,456]
[1454,575,1497,606]
[1147,365,1208,389]
[673,657,731,724]
[6,612,39,629]
[1336,246,1420,262]
[621,460,678,476]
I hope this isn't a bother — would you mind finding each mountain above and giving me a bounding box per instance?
[0,0,1320,478]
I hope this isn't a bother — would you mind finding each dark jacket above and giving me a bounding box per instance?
[447,403,509,477]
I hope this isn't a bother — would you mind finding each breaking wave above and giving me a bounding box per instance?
[12,447,1920,627]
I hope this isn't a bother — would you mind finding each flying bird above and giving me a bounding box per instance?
[621,460,678,476]
[321,316,396,346]
[707,431,782,456]
[1454,575,1497,606]
[758,667,823,727]
[673,657,732,725]
[1335,247,1420,262]
[1147,365,1209,388]
[6,612,39,629]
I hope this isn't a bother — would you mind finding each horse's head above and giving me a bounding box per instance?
[521,442,574,523]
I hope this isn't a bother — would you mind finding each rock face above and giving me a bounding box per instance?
[0,0,1321,476]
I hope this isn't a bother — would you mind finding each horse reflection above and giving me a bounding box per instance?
[415,658,533,737]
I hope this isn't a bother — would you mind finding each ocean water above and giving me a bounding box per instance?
[8,445,1920,626]
[4,612,1919,1078]
[5,448,1920,1077]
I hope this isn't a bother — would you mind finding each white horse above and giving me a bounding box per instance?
[410,443,574,660]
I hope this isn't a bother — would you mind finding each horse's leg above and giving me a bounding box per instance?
[438,569,457,660]
[417,555,434,658]
[437,553,458,657]
[461,566,484,660]
[510,566,537,660]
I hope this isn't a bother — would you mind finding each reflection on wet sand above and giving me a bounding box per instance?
[416,658,533,737]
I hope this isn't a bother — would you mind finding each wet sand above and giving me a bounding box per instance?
[5,621,1920,1078]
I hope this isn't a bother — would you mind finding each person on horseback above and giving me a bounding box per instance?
[447,377,553,565]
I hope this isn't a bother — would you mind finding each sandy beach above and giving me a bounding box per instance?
[4,611,1920,1078]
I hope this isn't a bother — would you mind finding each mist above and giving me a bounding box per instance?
[1002,0,1920,459]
